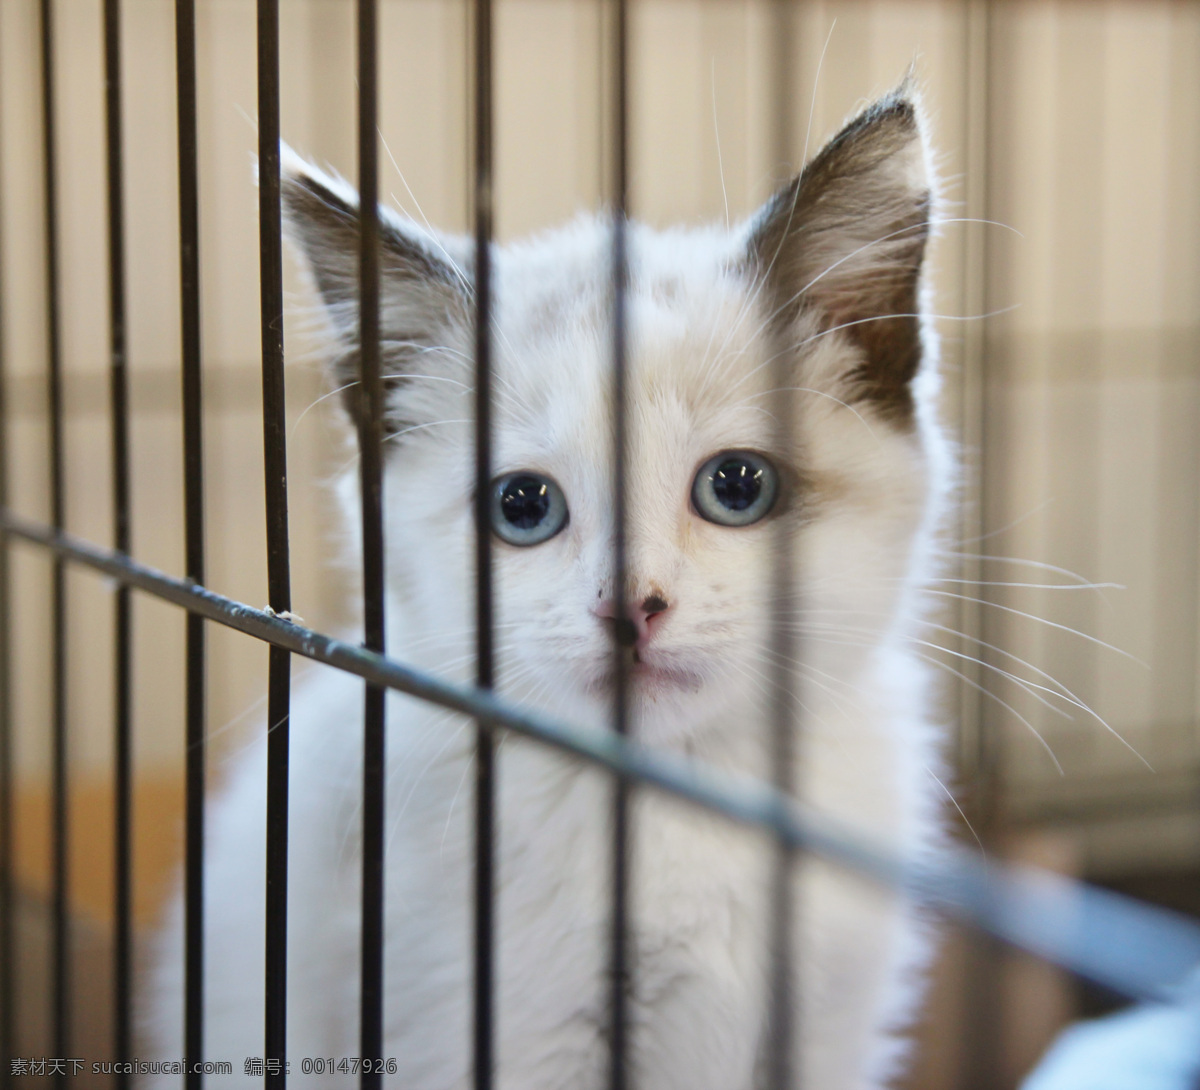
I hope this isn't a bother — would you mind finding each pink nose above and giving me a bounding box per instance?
[594,594,670,650]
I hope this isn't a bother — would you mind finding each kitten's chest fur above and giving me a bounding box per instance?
[446,672,925,1090]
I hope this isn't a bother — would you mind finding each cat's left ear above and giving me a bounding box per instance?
[279,146,473,433]
[746,86,934,422]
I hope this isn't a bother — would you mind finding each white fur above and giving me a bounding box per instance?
[143,98,951,1090]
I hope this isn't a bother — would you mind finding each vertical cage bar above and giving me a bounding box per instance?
[766,3,797,1087]
[257,1,293,1085]
[959,4,1002,1089]
[470,0,496,1085]
[103,0,133,1081]
[0,5,12,1081]
[175,0,207,1082]
[356,4,386,1086]
[39,2,70,1081]
[607,0,631,1087]
[956,0,993,816]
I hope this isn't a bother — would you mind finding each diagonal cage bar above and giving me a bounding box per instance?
[256,1,293,1085]
[4,510,1200,1009]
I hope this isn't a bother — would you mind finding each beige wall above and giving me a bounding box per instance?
[976,2,1200,874]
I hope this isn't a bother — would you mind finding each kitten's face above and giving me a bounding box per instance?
[283,90,939,744]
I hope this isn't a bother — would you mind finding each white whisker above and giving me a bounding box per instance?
[916,653,1064,775]
[711,59,730,231]
[926,589,1146,666]
[924,766,984,855]
[801,20,837,169]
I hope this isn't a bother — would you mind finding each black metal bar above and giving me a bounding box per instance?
[7,510,1200,1006]
[39,3,70,1082]
[766,5,797,1087]
[956,0,996,839]
[765,449,797,1090]
[766,587,797,1090]
[175,0,206,1082]
[607,1,631,1088]
[356,4,386,1086]
[471,0,496,1085]
[257,1,292,1085]
[103,0,133,1082]
[960,6,1003,1089]
[0,5,12,1081]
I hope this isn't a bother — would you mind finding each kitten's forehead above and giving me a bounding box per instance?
[492,216,774,449]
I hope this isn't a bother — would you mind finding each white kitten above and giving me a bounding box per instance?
[143,86,951,1090]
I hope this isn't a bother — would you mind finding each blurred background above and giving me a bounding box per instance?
[1,0,1199,1086]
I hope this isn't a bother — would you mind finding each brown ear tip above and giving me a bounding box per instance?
[889,63,926,109]
[864,90,920,136]
[279,164,358,229]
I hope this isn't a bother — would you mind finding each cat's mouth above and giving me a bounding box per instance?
[586,649,705,698]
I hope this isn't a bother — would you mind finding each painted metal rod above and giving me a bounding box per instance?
[607,0,632,1086]
[102,0,134,1082]
[356,3,386,1086]
[0,3,13,1081]
[175,0,207,1082]
[958,5,1003,1090]
[256,0,292,1084]
[766,2,797,1086]
[39,3,70,1083]
[471,0,497,1086]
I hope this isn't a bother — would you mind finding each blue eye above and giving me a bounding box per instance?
[490,472,569,546]
[691,451,778,527]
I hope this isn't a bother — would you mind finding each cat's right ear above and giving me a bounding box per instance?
[745,86,934,424]
[279,147,473,431]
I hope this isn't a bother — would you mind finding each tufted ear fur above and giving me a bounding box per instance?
[280,147,473,434]
[746,87,933,423]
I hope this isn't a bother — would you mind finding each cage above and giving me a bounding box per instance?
[1,1,1199,1089]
